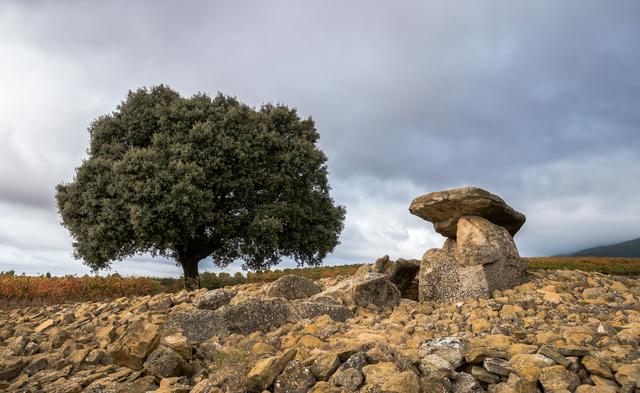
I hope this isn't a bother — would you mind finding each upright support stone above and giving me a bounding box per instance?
[411,187,527,302]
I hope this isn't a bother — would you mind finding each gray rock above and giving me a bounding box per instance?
[418,249,490,302]
[218,297,299,335]
[163,309,228,343]
[309,353,341,381]
[418,217,526,302]
[483,358,511,376]
[164,297,298,342]
[409,187,526,238]
[420,376,452,393]
[266,275,323,300]
[273,360,316,393]
[292,300,352,322]
[419,337,469,368]
[454,216,520,266]
[419,354,456,379]
[351,272,401,308]
[471,366,500,384]
[452,372,486,393]
[331,368,364,390]
[372,255,420,295]
[194,288,236,310]
[143,345,184,378]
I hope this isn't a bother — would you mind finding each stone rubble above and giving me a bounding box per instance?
[0,267,638,392]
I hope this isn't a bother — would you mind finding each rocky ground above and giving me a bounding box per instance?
[0,268,639,393]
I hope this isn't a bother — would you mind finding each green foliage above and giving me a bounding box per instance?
[56,85,346,280]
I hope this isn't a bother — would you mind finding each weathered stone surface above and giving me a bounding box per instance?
[362,361,419,393]
[309,352,341,381]
[419,337,468,368]
[418,217,526,301]
[372,255,420,295]
[292,299,352,322]
[193,288,236,310]
[351,271,401,308]
[419,354,455,379]
[490,373,541,393]
[409,187,526,238]
[2,266,640,393]
[218,297,299,335]
[538,365,580,392]
[160,332,192,360]
[273,360,316,393]
[418,248,490,302]
[266,275,323,300]
[246,349,297,392]
[330,367,363,390]
[143,345,184,378]
[0,357,26,381]
[108,320,161,370]
[452,372,485,393]
[163,309,227,343]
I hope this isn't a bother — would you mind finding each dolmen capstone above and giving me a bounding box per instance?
[409,187,527,302]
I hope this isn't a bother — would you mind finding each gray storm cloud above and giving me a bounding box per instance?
[0,0,639,276]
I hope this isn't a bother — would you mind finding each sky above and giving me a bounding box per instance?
[1,1,639,277]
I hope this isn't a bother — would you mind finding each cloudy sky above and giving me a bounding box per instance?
[1,1,639,277]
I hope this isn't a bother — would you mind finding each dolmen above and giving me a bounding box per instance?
[409,187,527,302]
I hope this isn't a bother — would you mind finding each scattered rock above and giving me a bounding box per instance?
[143,345,184,378]
[273,360,316,393]
[266,275,323,300]
[193,288,236,310]
[108,320,161,370]
[246,349,297,392]
[1,266,639,393]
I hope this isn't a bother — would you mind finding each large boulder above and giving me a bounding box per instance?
[266,275,323,300]
[321,267,401,308]
[164,298,299,342]
[292,299,352,322]
[418,217,526,301]
[108,320,161,370]
[456,216,526,291]
[163,309,228,343]
[194,288,236,310]
[409,187,526,238]
[372,255,420,295]
[351,271,401,308]
[143,345,185,378]
[217,297,300,335]
[454,216,521,267]
[418,249,490,302]
[246,349,298,392]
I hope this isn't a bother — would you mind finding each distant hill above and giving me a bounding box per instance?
[571,237,640,258]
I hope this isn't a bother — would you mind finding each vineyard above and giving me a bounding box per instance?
[1,257,639,308]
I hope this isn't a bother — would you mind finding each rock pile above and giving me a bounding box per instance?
[0,269,639,392]
[410,187,528,302]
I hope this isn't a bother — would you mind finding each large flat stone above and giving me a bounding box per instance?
[409,187,525,238]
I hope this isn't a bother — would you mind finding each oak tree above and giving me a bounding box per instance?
[56,85,345,290]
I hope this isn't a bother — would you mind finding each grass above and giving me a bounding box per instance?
[1,257,638,308]
[525,256,640,276]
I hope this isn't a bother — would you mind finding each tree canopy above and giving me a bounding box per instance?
[56,85,346,289]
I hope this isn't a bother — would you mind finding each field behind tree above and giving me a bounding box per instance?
[1,257,639,308]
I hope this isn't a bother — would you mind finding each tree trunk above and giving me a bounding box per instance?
[180,258,201,291]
